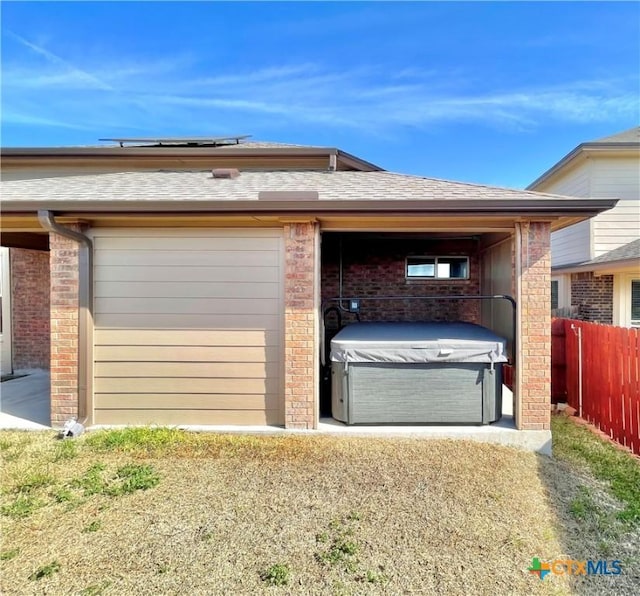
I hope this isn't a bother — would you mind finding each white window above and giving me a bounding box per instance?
[613,273,640,328]
[406,256,469,280]
[551,274,571,312]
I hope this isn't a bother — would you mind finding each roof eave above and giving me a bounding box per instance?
[0,146,339,156]
[337,149,383,171]
[0,197,617,215]
[0,146,383,171]
[552,256,640,275]
[527,143,640,190]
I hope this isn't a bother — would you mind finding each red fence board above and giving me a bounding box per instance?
[555,319,640,456]
[551,318,567,403]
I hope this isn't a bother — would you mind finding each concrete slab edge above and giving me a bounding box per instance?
[88,424,552,455]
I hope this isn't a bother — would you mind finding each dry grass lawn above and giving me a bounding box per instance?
[0,428,607,595]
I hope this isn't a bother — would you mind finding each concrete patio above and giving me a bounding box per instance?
[0,369,51,429]
[91,386,551,454]
[0,378,551,454]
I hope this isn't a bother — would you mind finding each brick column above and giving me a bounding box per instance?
[283,222,317,429]
[517,221,551,430]
[49,227,82,427]
[10,248,50,369]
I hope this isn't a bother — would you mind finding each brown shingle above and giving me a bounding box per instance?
[1,169,587,204]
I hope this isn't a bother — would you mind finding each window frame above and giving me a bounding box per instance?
[551,274,571,311]
[405,255,470,280]
[631,278,640,328]
[551,280,559,310]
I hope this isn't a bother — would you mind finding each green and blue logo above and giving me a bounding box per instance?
[529,557,622,580]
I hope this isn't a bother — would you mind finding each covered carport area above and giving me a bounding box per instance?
[0,229,51,428]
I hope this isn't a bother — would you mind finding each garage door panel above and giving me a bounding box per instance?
[95,266,279,284]
[94,236,280,252]
[96,377,280,394]
[95,250,279,267]
[96,313,281,330]
[95,297,279,315]
[94,409,280,426]
[95,281,280,300]
[95,393,280,410]
[95,345,278,363]
[93,229,284,426]
[95,329,280,347]
[95,362,280,379]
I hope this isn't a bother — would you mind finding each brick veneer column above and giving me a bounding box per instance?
[518,221,551,430]
[10,248,50,369]
[284,222,317,429]
[49,226,82,427]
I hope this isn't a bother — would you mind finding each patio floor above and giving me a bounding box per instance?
[0,378,551,454]
[0,369,51,429]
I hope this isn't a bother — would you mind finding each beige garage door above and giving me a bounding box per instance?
[92,229,283,425]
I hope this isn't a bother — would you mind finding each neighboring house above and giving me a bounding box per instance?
[0,136,616,448]
[527,127,640,327]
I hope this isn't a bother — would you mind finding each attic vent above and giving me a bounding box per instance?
[211,168,240,179]
[258,191,319,201]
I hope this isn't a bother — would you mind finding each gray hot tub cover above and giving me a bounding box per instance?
[330,322,508,364]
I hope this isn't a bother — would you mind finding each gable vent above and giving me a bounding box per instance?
[211,168,240,179]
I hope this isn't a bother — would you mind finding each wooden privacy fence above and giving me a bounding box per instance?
[551,318,567,403]
[554,318,640,456]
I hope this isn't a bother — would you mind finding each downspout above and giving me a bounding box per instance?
[38,211,93,426]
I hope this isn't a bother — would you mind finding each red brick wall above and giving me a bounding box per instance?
[321,235,480,324]
[518,222,551,431]
[284,222,317,430]
[10,248,50,370]
[570,272,613,324]
[49,228,82,427]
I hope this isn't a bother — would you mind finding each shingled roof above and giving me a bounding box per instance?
[1,168,619,232]
[589,239,640,265]
[590,126,640,144]
[0,169,610,204]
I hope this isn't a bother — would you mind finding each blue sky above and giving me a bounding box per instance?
[1,1,639,188]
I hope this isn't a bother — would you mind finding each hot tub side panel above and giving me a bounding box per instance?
[331,361,502,425]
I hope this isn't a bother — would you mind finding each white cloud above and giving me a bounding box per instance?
[1,110,95,131]
[5,31,113,91]
[2,33,638,136]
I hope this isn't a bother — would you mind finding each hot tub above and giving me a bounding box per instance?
[330,322,508,425]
